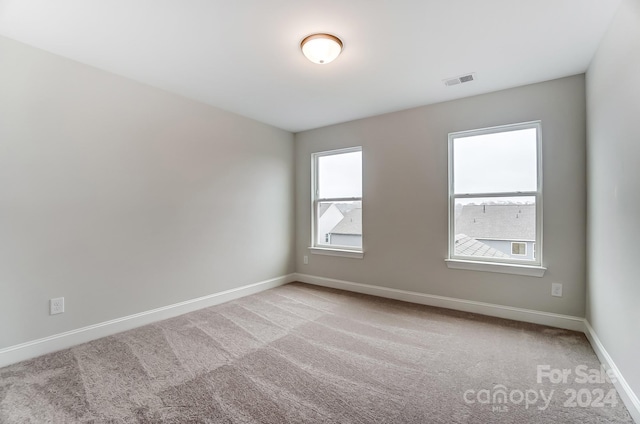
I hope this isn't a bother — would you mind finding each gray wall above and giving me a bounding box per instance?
[586,0,640,402]
[296,75,586,316]
[0,36,295,349]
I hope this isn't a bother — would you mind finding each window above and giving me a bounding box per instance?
[533,243,536,259]
[311,147,363,257]
[511,242,527,256]
[447,121,544,275]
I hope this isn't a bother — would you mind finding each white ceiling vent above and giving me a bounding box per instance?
[444,73,476,87]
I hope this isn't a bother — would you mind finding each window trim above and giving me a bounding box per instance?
[444,259,546,277]
[310,146,363,258]
[447,121,545,274]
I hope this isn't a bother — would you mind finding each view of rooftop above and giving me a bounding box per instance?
[456,203,535,241]
[454,202,536,260]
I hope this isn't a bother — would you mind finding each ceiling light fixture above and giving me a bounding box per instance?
[300,33,343,65]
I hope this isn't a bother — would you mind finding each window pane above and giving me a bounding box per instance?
[317,201,362,248]
[318,151,362,198]
[453,128,537,194]
[511,242,527,255]
[454,197,535,261]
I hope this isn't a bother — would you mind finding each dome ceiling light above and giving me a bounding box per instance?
[300,33,343,65]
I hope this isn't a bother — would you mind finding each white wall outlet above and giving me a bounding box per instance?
[50,297,65,315]
[303,255,309,265]
[551,283,563,297]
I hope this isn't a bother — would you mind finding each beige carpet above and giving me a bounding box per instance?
[0,282,633,423]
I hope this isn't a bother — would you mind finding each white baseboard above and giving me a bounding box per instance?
[294,273,586,331]
[3,272,637,422]
[584,321,640,423]
[0,274,295,368]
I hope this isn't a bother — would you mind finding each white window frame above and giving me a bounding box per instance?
[445,121,546,277]
[533,242,536,259]
[310,147,363,259]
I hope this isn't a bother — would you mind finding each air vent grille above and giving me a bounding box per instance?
[459,74,474,83]
[444,73,476,87]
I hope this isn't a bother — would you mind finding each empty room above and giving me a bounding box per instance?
[0,0,638,423]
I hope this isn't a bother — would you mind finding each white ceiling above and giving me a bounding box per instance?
[0,0,622,132]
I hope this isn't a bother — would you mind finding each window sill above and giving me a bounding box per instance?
[445,259,546,277]
[309,247,364,259]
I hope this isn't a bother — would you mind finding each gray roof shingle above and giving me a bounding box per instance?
[455,204,535,241]
[454,234,510,258]
[329,208,362,235]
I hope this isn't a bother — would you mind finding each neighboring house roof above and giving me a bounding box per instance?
[329,208,362,235]
[335,203,359,215]
[454,234,510,258]
[455,204,535,241]
[319,203,331,217]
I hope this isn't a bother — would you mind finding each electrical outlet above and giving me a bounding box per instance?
[50,297,65,315]
[551,283,563,297]
[303,255,309,265]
